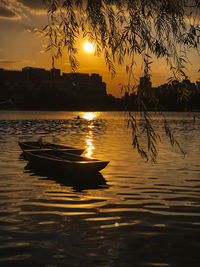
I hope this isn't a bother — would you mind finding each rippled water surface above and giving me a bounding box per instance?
[0,111,200,266]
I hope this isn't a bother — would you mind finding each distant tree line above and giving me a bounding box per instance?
[123,80,200,111]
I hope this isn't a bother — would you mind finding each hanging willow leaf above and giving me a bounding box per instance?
[42,0,199,162]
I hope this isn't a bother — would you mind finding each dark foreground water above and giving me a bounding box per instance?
[0,111,200,267]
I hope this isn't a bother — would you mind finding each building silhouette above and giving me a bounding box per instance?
[0,66,108,109]
[0,66,106,95]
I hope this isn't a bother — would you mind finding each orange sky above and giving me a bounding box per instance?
[0,1,199,97]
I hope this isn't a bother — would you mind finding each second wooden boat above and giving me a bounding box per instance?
[18,141,84,155]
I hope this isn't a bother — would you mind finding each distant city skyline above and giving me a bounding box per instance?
[1,65,200,92]
[1,65,200,111]
[0,1,199,97]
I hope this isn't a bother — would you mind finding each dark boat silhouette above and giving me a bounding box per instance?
[22,149,109,174]
[18,141,84,155]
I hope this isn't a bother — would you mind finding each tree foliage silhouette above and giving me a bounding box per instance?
[43,0,200,162]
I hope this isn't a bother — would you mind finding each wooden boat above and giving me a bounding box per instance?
[18,141,84,155]
[22,149,109,174]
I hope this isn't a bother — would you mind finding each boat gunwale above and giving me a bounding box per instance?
[23,150,109,166]
[18,141,82,150]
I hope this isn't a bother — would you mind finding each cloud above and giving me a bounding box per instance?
[0,0,30,20]
[17,0,47,14]
[0,6,15,18]
[0,1,20,19]
[17,0,45,10]
[0,0,47,21]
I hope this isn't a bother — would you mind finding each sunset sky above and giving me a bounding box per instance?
[0,0,199,97]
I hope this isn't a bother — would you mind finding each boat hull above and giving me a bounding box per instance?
[23,150,109,174]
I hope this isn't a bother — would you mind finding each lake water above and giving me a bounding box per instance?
[0,111,200,266]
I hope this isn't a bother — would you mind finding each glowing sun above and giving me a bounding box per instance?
[83,41,94,53]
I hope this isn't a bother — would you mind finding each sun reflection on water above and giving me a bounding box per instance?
[78,112,96,158]
[85,130,94,158]
[82,112,96,121]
